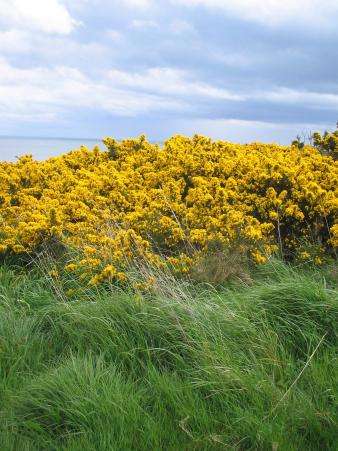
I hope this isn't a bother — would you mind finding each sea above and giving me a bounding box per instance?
[0,137,103,162]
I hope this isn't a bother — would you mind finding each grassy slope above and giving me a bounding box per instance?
[0,261,337,450]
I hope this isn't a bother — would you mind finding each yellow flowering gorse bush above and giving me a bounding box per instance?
[0,135,337,284]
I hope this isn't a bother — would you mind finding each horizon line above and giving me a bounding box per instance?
[0,135,102,141]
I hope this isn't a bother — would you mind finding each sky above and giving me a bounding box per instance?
[0,0,338,144]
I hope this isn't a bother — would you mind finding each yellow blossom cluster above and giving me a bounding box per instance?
[0,135,337,283]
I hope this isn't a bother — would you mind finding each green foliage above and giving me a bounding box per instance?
[312,123,338,160]
[291,135,305,150]
[0,262,337,450]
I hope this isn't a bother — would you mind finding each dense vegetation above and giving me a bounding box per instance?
[292,123,338,161]
[0,259,337,450]
[1,135,337,449]
[0,135,337,290]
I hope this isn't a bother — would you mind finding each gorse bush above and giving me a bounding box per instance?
[312,123,338,161]
[0,135,337,286]
[291,123,338,160]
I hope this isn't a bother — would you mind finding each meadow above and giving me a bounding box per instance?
[0,135,337,449]
[0,259,337,450]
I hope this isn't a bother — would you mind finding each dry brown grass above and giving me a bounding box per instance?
[190,240,252,285]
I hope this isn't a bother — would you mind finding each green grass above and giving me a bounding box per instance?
[0,260,337,450]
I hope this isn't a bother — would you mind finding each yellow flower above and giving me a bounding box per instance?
[88,275,101,286]
[49,269,59,278]
[116,272,127,282]
[252,250,266,265]
[314,256,323,265]
[101,265,116,279]
[269,211,278,221]
[299,251,310,260]
[12,244,26,253]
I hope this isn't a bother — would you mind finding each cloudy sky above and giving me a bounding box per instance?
[0,0,338,143]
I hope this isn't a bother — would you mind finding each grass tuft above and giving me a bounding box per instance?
[0,260,337,450]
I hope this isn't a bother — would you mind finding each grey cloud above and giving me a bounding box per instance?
[1,0,337,143]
